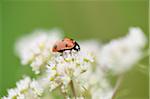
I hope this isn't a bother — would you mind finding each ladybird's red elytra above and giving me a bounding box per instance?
[52,38,80,53]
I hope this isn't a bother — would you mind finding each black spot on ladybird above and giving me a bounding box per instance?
[65,44,68,47]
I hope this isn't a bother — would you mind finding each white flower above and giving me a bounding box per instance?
[2,88,19,99]
[91,88,113,99]
[30,80,44,96]
[89,70,113,99]
[75,66,113,98]
[16,76,31,92]
[79,40,101,62]
[2,76,44,99]
[79,40,101,54]
[3,77,31,99]
[124,27,147,49]
[17,94,25,99]
[99,27,147,74]
[15,29,63,74]
[47,50,94,92]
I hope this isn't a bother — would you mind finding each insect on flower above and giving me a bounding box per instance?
[52,38,80,53]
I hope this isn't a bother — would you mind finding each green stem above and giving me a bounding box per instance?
[70,80,76,99]
[112,74,124,99]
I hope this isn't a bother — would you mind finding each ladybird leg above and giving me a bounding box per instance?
[57,50,64,56]
[69,50,72,54]
[60,53,63,56]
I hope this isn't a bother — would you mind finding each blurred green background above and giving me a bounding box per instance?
[0,0,148,99]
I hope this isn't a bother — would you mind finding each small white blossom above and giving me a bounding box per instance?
[5,88,19,99]
[16,76,31,92]
[3,77,31,99]
[75,66,113,98]
[124,27,147,49]
[80,40,101,54]
[15,29,63,74]
[2,76,44,99]
[99,27,147,74]
[30,80,44,96]
[79,40,101,62]
[17,93,25,99]
[91,88,113,99]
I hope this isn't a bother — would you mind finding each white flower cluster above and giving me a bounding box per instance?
[15,29,63,74]
[47,50,94,92]
[74,63,113,99]
[99,27,147,74]
[2,76,43,99]
[2,27,147,99]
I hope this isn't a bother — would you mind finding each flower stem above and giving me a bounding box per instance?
[70,80,76,99]
[112,74,124,99]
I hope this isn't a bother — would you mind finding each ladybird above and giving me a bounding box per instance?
[52,38,80,53]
